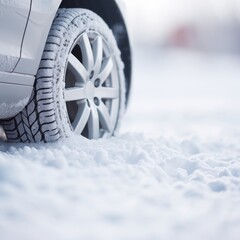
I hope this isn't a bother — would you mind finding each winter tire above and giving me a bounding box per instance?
[2,8,125,143]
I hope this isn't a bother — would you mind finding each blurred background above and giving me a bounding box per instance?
[125,0,240,52]
[121,0,240,139]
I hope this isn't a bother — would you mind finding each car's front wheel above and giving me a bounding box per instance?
[2,8,126,143]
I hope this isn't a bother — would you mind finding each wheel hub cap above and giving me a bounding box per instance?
[64,32,120,139]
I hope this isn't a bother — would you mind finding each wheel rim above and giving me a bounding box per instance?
[64,32,120,139]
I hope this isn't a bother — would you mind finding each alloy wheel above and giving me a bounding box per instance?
[64,32,120,139]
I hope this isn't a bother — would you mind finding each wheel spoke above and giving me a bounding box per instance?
[88,100,100,139]
[96,87,119,99]
[68,53,88,83]
[98,57,113,85]
[98,101,112,132]
[72,101,90,135]
[79,33,94,71]
[65,87,86,102]
[92,36,103,77]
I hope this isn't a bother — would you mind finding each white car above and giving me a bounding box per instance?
[0,0,131,143]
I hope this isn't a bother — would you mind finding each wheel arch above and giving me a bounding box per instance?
[60,0,132,102]
[14,0,131,103]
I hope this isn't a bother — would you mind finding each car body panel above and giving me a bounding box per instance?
[0,0,31,72]
[14,0,62,75]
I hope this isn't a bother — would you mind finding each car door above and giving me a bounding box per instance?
[0,0,31,73]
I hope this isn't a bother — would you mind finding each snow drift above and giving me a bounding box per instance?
[1,48,240,240]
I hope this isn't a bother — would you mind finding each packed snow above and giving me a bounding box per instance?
[1,47,240,240]
[0,97,29,119]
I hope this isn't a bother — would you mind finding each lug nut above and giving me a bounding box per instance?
[89,71,94,79]
[94,78,100,87]
[94,97,100,106]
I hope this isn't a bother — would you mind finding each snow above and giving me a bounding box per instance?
[0,97,29,119]
[1,47,240,239]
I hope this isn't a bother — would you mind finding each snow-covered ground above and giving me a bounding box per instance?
[1,47,240,240]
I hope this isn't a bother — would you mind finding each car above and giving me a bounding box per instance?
[0,0,132,143]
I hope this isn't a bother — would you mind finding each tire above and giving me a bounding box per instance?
[2,8,126,143]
